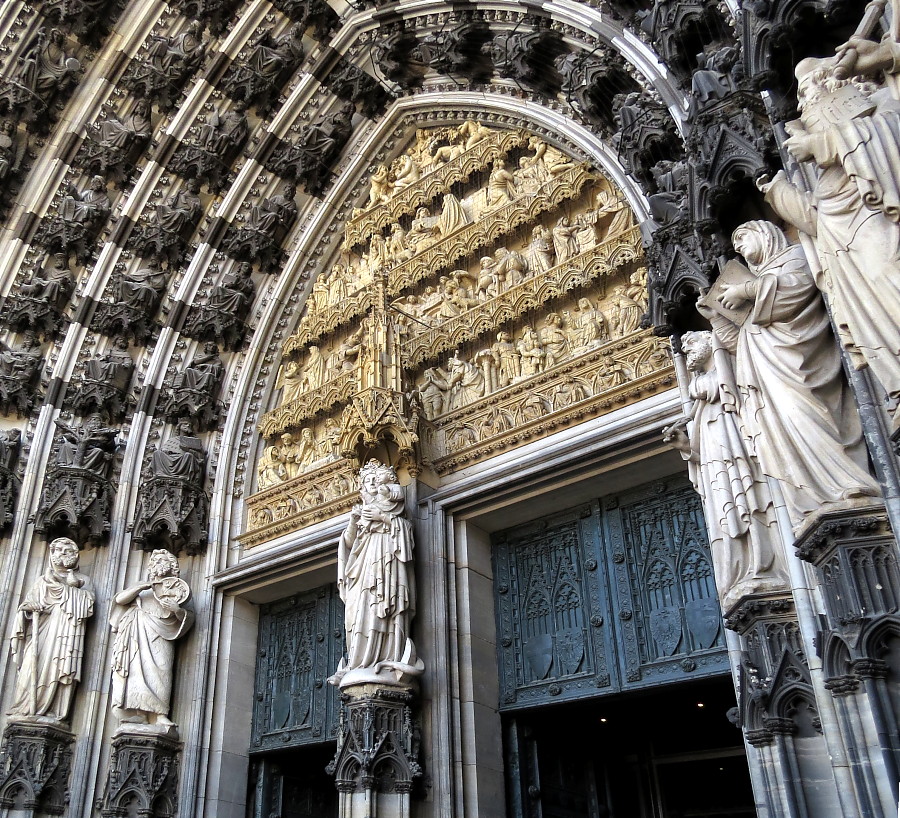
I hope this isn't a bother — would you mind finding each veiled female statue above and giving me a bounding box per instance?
[330,460,424,688]
[716,220,879,531]
[663,332,789,607]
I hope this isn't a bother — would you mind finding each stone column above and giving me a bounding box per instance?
[795,503,900,816]
[328,685,421,818]
[725,594,843,817]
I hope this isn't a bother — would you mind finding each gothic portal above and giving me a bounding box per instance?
[0,0,898,816]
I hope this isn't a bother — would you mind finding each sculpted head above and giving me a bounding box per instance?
[148,549,179,581]
[358,459,398,496]
[732,220,789,271]
[49,537,79,571]
[681,330,713,372]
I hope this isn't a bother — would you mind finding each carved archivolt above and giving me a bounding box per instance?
[245,121,669,545]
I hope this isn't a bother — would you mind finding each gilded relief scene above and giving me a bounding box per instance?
[246,122,673,545]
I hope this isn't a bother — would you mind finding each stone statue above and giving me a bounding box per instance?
[125,21,206,105]
[115,257,168,310]
[605,285,643,337]
[662,331,789,607]
[0,334,43,416]
[517,326,543,376]
[539,313,570,367]
[134,423,209,554]
[527,224,555,273]
[160,342,223,430]
[330,460,424,688]
[9,537,94,723]
[487,159,516,206]
[712,220,879,530]
[758,37,900,431]
[7,28,80,115]
[19,253,73,309]
[69,337,134,421]
[110,549,194,731]
[53,414,117,475]
[135,179,203,269]
[246,182,298,240]
[223,23,305,112]
[552,215,579,262]
[492,331,521,387]
[447,353,486,410]
[0,120,25,187]
[83,100,152,175]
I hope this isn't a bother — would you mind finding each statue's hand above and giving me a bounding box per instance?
[719,283,752,310]
[756,169,786,194]
[840,36,889,76]
[662,422,691,455]
[784,133,815,162]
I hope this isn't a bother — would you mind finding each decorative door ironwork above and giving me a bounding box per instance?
[493,477,728,710]
[251,584,344,752]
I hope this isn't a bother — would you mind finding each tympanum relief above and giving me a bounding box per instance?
[244,123,669,546]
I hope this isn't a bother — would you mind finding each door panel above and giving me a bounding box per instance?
[493,477,728,710]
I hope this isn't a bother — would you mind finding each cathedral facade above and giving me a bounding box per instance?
[0,0,898,816]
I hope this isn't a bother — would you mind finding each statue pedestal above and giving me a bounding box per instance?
[327,684,421,818]
[100,728,181,818]
[0,720,74,815]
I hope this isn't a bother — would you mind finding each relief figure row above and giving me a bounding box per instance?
[418,284,654,419]
[257,419,342,489]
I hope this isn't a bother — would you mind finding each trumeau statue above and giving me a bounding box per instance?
[663,332,789,608]
[758,27,900,431]
[9,537,95,724]
[330,460,424,689]
[705,220,879,531]
[110,549,193,733]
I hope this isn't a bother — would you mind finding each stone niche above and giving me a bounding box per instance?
[243,121,673,546]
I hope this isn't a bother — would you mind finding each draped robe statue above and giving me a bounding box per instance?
[110,549,193,731]
[759,40,900,430]
[330,461,424,688]
[715,220,879,531]
[663,333,789,608]
[9,537,94,723]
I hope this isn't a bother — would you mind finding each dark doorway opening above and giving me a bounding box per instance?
[248,743,339,818]
[505,676,755,818]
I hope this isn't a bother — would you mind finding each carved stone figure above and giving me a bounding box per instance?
[269,100,355,195]
[663,331,789,607]
[758,42,900,431]
[330,460,424,688]
[37,414,118,549]
[134,179,203,269]
[539,313,570,367]
[689,48,735,114]
[0,429,21,530]
[492,331,521,387]
[605,285,643,337]
[134,425,209,554]
[420,367,448,417]
[0,334,43,416]
[222,23,305,113]
[257,439,287,489]
[1,28,80,125]
[94,258,168,342]
[517,326,543,377]
[110,549,194,731]
[9,253,74,336]
[0,120,26,190]
[527,225,555,273]
[569,297,606,349]
[35,176,109,263]
[223,183,298,271]
[487,159,516,206]
[552,216,579,262]
[648,159,688,225]
[8,538,94,723]
[447,354,485,410]
[171,101,249,191]
[712,220,879,530]
[124,21,206,105]
[82,100,152,177]
[69,338,133,421]
[183,262,257,350]
[159,342,223,431]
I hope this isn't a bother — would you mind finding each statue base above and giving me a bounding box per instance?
[327,684,422,818]
[0,720,74,815]
[100,729,181,818]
